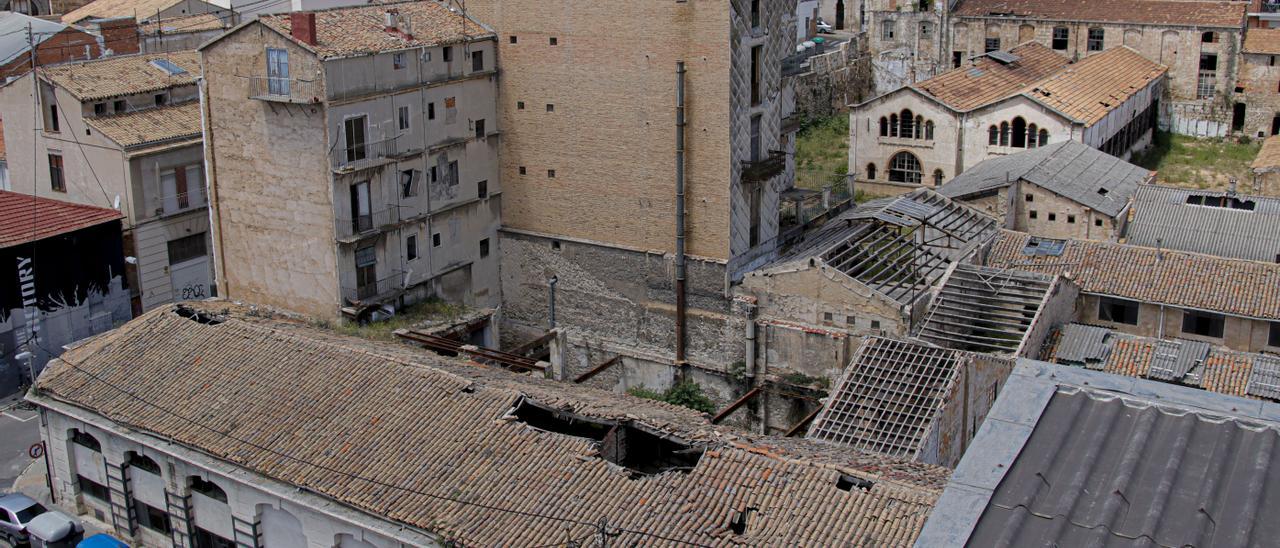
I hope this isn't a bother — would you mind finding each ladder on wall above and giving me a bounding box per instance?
[232,515,262,548]
[165,490,194,548]
[104,462,136,537]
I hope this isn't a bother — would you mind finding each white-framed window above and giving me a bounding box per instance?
[266,47,289,95]
[398,105,410,131]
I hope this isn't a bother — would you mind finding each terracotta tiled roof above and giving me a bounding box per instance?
[913,42,1070,111]
[62,0,184,24]
[86,101,201,149]
[34,302,949,546]
[987,230,1280,320]
[41,51,199,102]
[952,0,1246,28]
[1253,135,1280,171]
[0,190,121,248]
[139,13,228,35]
[259,1,494,60]
[1245,28,1280,54]
[1024,46,1165,125]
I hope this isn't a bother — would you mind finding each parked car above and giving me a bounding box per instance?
[0,493,48,546]
[816,18,834,33]
[24,511,82,548]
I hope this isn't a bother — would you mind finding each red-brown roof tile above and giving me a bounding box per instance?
[914,42,1071,111]
[259,1,493,60]
[0,190,121,248]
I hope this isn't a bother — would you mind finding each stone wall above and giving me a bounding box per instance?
[1241,52,1280,139]
[789,35,874,121]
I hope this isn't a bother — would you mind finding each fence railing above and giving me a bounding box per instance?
[341,273,403,304]
[247,76,323,104]
[147,189,207,218]
[332,137,400,171]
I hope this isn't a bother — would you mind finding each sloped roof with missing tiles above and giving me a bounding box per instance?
[1024,46,1165,125]
[33,302,949,546]
[913,42,1070,111]
[40,51,199,101]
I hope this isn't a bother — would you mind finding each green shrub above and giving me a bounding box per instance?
[627,381,717,414]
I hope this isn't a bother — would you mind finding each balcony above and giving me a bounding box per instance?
[341,273,404,305]
[148,188,208,219]
[334,204,424,241]
[1260,1,1280,12]
[332,137,401,173]
[741,150,787,184]
[248,76,323,104]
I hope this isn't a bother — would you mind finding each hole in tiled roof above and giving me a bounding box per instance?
[149,58,187,76]
[175,304,224,325]
[836,474,874,491]
[1022,237,1066,256]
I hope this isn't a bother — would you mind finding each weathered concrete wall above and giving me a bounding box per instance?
[789,36,874,121]
[203,28,338,319]
[1241,52,1280,139]
[1017,276,1080,358]
[1010,181,1124,240]
[741,262,910,338]
[1072,293,1277,353]
[865,1,949,94]
[920,352,1014,468]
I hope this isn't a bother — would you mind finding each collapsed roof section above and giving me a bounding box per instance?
[769,189,1000,308]
[1045,323,1280,402]
[916,264,1062,355]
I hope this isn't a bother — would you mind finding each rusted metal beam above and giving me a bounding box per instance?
[396,329,545,372]
[573,356,621,384]
[710,387,763,425]
[784,407,822,438]
[509,331,555,358]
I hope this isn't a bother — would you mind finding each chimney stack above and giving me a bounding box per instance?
[290,12,317,46]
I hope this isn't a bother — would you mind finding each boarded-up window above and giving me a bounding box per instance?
[445,96,457,124]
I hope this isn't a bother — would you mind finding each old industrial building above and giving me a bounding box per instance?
[861,0,949,93]
[938,141,1152,240]
[201,2,501,321]
[30,302,950,546]
[917,359,1280,547]
[0,51,211,315]
[1125,183,1280,262]
[1253,134,1280,194]
[0,191,128,397]
[849,43,1164,196]
[1042,322,1280,402]
[950,0,1246,137]
[1240,28,1280,138]
[987,231,1280,353]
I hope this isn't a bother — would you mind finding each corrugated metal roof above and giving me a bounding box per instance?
[938,141,1151,218]
[1126,184,1280,263]
[969,388,1280,547]
[1052,323,1111,368]
[0,12,68,66]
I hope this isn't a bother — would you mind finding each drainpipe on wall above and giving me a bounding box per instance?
[547,275,557,330]
[675,61,689,374]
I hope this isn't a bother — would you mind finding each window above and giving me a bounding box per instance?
[517,101,525,110]
[48,153,65,192]
[155,93,167,106]
[509,35,517,44]
[1095,218,1103,227]
[393,52,406,69]
[920,22,932,39]
[749,181,762,246]
[350,181,371,232]
[751,45,762,105]
[189,477,227,503]
[1067,214,1076,223]
[442,46,452,62]
[113,99,126,113]
[432,233,441,247]
[1026,123,1038,149]
[343,116,367,163]
[475,118,486,138]
[93,103,105,115]
[1182,310,1225,338]
[430,165,438,183]
[924,121,934,140]
[134,500,171,534]
[400,169,419,198]
[472,50,484,71]
[953,51,963,68]
[750,0,760,28]
[479,238,490,258]
[882,20,895,41]
[750,114,762,161]
[870,320,881,329]
[988,125,999,145]
[1202,31,1217,43]
[1029,210,1038,219]
[428,102,436,120]
[355,245,376,299]
[1026,194,1034,202]
[546,103,555,112]
[48,102,59,132]
[1047,213,1056,221]
[1038,129,1049,146]
[888,151,922,184]
[889,114,899,137]
[77,475,109,502]
[879,116,888,137]
[547,169,556,178]
[985,37,1000,53]
[549,37,558,45]
[1052,27,1069,50]
[406,234,418,261]
[195,529,235,548]
[127,453,161,475]
[932,169,944,186]
[448,161,459,186]
[1011,117,1026,148]
[1098,297,1139,325]
[167,233,207,265]
[1198,53,1218,99]
[899,109,915,138]
[866,163,876,180]
[71,430,101,451]
[1270,322,1280,347]
[1000,122,1010,146]
[266,47,289,95]
[398,105,410,131]
[519,166,527,175]
[478,180,488,198]
[1087,28,1104,51]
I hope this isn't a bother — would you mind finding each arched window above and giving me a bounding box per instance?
[889,114,899,137]
[933,169,945,186]
[190,476,228,503]
[899,109,914,137]
[888,152,922,184]
[866,163,877,180]
[999,121,1010,146]
[1027,123,1039,148]
[925,121,935,140]
[71,429,101,452]
[879,117,888,136]
[988,125,999,145]
[1038,129,1049,146]
[1011,117,1027,148]
[914,115,923,138]
[127,452,161,475]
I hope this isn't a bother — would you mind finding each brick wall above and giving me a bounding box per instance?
[0,27,103,81]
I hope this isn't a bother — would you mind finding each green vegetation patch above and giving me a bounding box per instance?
[1131,131,1260,191]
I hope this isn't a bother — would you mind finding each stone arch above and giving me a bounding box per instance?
[259,504,306,548]
[1011,117,1027,148]
[888,151,922,184]
[1124,29,1142,48]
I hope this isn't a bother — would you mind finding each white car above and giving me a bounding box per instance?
[816,18,834,33]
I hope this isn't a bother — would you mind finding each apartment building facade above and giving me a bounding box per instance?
[0,51,211,315]
[201,3,500,321]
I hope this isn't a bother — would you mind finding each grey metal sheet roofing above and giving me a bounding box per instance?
[916,360,1280,548]
[1249,355,1280,401]
[0,12,67,66]
[1053,323,1111,368]
[1126,184,1280,263]
[938,141,1150,218]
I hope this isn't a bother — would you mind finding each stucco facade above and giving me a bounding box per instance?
[1077,293,1280,353]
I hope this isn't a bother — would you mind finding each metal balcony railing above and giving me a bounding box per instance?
[741,150,787,184]
[332,137,400,172]
[341,273,403,304]
[148,188,207,218]
[1262,2,1280,12]
[247,76,323,104]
